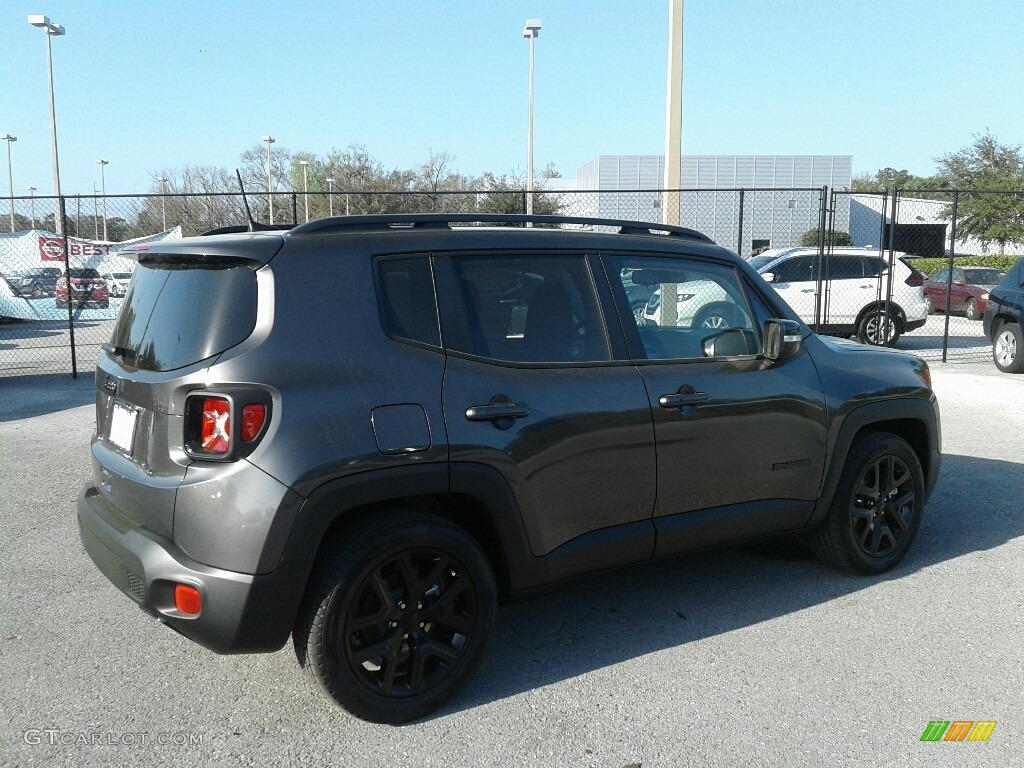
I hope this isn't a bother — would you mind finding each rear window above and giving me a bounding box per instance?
[108,261,257,372]
[69,268,101,278]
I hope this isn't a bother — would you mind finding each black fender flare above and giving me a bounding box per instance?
[809,396,941,527]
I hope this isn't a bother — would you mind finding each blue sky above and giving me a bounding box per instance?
[3,0,1023,196]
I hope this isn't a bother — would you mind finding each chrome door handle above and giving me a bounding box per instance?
[659,392,709,408]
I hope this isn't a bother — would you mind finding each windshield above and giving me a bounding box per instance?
[748,255,778,272]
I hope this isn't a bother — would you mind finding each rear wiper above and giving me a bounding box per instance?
[101,343,129,358]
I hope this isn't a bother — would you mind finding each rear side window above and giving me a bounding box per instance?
[108,261,257,372]
[375,256,440,347]
[434,254,611,364]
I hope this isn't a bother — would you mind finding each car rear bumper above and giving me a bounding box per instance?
[77,482,304,654]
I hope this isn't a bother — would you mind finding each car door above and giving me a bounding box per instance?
[765,255,818,324]
[434,252,656,561]
[927,268,949,311]
[602,253,829,557]
[821,255,870,326]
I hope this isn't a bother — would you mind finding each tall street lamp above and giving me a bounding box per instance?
[262,135,275,224]
[156,175,168,230]
[28,15,65,235]
[326,177,335,216]
[1,134,16,232]
[97,159,109,240]
[28,186,37,229]
[523,18,542,220]
[299,160,310,222]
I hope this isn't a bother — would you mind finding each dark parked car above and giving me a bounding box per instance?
[56,267,109,309]
[78,214,941,724]
[6,266,61,298]
[924,266,1000,320]
[982,257,1024,373]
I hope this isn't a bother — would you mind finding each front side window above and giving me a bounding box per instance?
[772,256,814,284]
[434,254,610,364]
[606,255,761,361]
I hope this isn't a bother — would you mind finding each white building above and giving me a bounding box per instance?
[552,155,852,256]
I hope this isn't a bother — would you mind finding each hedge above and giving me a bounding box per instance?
[906,255,1020,276]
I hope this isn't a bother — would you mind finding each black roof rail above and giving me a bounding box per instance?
[288,213,715,243]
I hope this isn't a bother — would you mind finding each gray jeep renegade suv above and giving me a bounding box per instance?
[78,213,941,723]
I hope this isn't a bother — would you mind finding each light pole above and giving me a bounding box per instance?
[262,135,275,224]
[97,159,109,240]
[299,160,309,222]
[28,186,37,229]
[326,177,335,216]
[523,19,541,220]
[156,175,167,230]
[1,135,16,232]
[28,15,65,235]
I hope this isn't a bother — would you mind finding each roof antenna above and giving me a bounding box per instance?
[236,169,258,232]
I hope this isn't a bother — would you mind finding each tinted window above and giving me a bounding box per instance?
[108,261,257,372]
[607,255,760,361]
[861,257,890,277]
[375,256,440,347]
[964,268,1000,285]
[435,254,610,363]
[826,256,863,279]
[69,268,101,278]
[772,256,814,283]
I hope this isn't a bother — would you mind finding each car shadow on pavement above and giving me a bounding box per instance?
[0,374,95,422]
[448,452,1023,717]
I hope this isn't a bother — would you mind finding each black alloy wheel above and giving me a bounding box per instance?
[295,511,496,724]
[811,431,925,574]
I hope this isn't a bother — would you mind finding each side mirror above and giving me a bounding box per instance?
[761,272,776,283]
[702,328,758,358]
[764,319,802,362]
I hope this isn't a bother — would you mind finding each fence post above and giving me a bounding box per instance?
[736,189,745,255]
[812,186,829,329]
[292,193,298,225]
[942,191,959,363]
[884,189,900,345]
[59,195,78,378]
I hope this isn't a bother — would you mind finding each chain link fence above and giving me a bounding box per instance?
[2,187,1021,378]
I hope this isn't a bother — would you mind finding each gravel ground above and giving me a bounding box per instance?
[1,361,1021,767]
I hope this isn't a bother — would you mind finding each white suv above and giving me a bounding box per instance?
[747,247,929,346]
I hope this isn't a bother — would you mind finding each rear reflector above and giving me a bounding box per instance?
[174,584,201,615]
[200,397,231,454]
[241,404,266,442]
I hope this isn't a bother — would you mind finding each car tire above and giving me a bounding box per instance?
[692,302,739,331]
[293,510,497,724]
[811,431,925,575]
[993,322,1024,373]
[856,307,901,347]
[964,298,981,321]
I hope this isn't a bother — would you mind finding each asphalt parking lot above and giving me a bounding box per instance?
[1,361,1021,767]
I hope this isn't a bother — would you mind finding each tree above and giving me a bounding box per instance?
[851,167,944,193]
[935,131,1024,254]
[800,229,852,247]
[475,171,562,217]
[132,165,243,237]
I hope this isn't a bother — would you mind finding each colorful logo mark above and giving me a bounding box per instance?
[920,721,997,742]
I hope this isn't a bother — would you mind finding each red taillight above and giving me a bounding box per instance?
[905,271,924,287]
[174,584,201,615]
[241,404,266,442]
[200,397,231,454]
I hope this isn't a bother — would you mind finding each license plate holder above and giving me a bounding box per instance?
[109,401,138,454]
